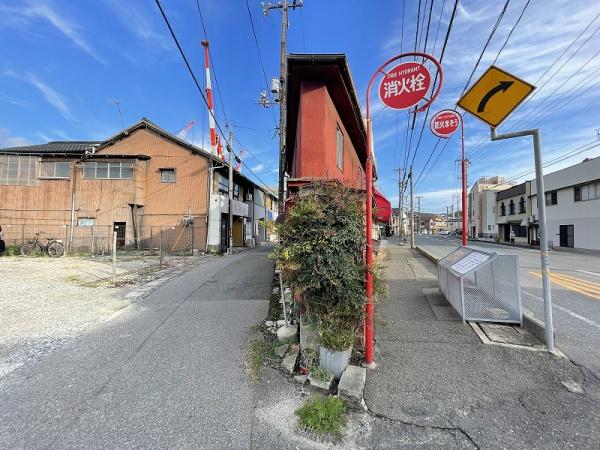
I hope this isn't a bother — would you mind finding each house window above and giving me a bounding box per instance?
[336,125,344,171]
[218,175,228,194]
[545,191,557,205]
[78,218,95,226]
[488,225,492,231]
[518,196,526,214]
[160,168,176,183]
[0,154,39,186]
[509,200,515,215]
[500,202,506,216]
[574,183,599,202]
[40,161,70,179]
[83,161,133,179]
[233,183,240,200]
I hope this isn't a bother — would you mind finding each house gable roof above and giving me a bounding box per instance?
[0,141,101,155]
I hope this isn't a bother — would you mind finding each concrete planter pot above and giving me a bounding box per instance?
[319,346,351,380]
[308,373,333,391]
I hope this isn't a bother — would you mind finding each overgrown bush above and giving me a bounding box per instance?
[273,182,366,350]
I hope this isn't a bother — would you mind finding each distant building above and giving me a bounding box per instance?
[496,182,531,244]
[391,208,408,236]
[468,176,515,239]
[529,156,600,251]
[0,118,277,253]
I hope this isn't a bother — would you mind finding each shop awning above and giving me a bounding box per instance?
[374,189,392,223]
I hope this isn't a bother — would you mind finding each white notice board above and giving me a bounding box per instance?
[450,251,489,275]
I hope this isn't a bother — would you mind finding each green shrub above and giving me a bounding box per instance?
[273,182,366,350]
[296,396,346,437]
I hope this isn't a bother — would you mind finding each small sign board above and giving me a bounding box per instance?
[450,251,490,275]
[430,109,461,138]
[457,65,535,128]
[379,62,431,110]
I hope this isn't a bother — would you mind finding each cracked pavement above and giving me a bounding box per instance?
[363,240,600,449]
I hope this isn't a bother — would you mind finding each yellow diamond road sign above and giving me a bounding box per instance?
[457,65,535,128]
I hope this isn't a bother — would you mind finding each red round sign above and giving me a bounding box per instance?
[379,62,431,110]
[430,109,461,138]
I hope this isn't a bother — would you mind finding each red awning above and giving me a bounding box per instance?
[374,189,392,223]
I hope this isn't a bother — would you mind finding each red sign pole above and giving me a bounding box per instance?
[364,52,443,367]
[461,114,468,246]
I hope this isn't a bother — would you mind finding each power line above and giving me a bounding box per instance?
[459,0,511,99]
[466,11,600,160]
[195,0,229,127]
[431,0,448,56]
[492,0,531,65]
[403,0,459,181]
[153,0,276,196]
[422,0,435,55]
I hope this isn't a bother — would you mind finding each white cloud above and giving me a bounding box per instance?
[22,1,106,64]
[251,163,266,173]
[26,73,73,121]
[0,128,31,148]
[103,0,172,52]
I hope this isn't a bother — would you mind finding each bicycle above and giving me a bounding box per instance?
[21,232,65,257]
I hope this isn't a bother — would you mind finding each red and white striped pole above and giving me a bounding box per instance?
[201,40,222,159]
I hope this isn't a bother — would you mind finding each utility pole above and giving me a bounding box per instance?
[228,130,234,255]
[262,0,303,215]
[416,195,422,235]
[409,168,414,249]
[395,168,404,239]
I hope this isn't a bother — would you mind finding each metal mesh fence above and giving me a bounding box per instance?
[1,222,208,256]
[438,247,522,324]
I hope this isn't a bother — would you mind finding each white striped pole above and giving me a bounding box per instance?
[201,40,219,158]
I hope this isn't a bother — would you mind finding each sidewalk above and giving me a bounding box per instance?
[364,241,600,448]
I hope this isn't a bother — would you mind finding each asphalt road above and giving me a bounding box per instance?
[0,246,274,448]
[416,235,600,378]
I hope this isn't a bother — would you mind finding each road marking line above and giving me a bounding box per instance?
[550,273,600,294]
[578,270,600,277]
[522,290,600,331]
[529,272,600,301]
[551,272,600,289]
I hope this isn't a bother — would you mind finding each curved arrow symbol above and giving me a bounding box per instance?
[477,81,514,113]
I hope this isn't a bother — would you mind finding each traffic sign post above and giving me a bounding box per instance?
[457,65,554,353]
[430,109,467,245]
[457,65,535,128]
[430,109,460,138]
[364,52,443,367]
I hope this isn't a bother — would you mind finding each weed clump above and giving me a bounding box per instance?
[296,396,346,438]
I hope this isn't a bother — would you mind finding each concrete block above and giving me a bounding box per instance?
[282,346,299,375]
[299,316,320,351]
[274,344,289,358]
[338,365,367,411]
[294,374,308,385]
[523,309,553,345]
[276,325,298,344]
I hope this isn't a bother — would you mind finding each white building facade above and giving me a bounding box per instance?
[468,176,514,239]
[530,157,600,251]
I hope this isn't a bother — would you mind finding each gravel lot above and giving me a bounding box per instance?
[0,254,209,380]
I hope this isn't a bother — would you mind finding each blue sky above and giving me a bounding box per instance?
[1,0,599,212]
